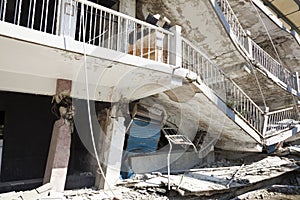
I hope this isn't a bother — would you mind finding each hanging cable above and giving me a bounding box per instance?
[80,4,116,196]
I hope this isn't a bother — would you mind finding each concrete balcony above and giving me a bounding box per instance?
[0,0,183,102]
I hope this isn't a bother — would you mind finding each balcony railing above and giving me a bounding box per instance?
[0,0,173,64]
[215,0,298,92]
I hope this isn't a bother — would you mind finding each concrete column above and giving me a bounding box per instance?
[43,119,71,192]
[169,25,182,68]
[95,103,127,190]
[119,0,136,17]
[43,79,72,192]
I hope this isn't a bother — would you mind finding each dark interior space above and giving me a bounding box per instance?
[0,92,55,182]
[0,92,95,192]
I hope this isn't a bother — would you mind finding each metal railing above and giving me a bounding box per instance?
[215,0,298,92]
[73,0,172,64]
[265,106,299,135]
[216,0,247,49]
[182,37,265,134]
[0,0,60,34]
[251,41,297,90]
[0,0,173,64]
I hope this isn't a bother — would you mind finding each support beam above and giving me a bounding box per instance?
[95,103,127,190]
[43,79,72,192]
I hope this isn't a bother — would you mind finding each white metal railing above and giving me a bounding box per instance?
[73,0,173,64]
[182,37,300,138]
[265,106,300,136]
[0,0,173,64]
[215,0,298,92]
[216,0,247,49]
[182,37,265,134]
[251,41,298,90]
[0,0,60,34]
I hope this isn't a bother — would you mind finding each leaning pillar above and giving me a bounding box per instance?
[43,79,73,192]
[95,103,127,190]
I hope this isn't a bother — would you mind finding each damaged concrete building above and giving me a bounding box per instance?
[0,0,299,194]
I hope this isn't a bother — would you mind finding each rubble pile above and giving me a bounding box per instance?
[1,154,300,200]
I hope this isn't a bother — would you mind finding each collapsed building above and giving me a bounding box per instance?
[0,0,299,193]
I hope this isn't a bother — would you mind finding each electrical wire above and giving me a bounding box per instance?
[80,4,116,196]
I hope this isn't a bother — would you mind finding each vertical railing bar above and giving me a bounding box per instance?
[111,14,115,50]
[67,0,72,36]
[0,0,3,21]
[55,0,60,35]
[92,9,97,45]
[51,0,57,34]
[148,27,151,59]
[116,15,121,51]
[167,34,170,64]
[1,0,7,21]
[31,0,36,29]
[124,18,128,54]
[98,9,102,46]
[84,4,88,41]
[40,0,45,31]
[107,12,111,48]
[44,0,49,32]
[14,0,19,24]
[133,22,137,56]
[102,11,106,47]
[140,24,144,58]
[78,3,83,41]
[27,0,32,27]
[88,6,93,44]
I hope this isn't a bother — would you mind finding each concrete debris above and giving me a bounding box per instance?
[288,145,300,154]
[232,185,300,200]
[0,183,65,200]
[117,156,299,197]
[0,156,299,199]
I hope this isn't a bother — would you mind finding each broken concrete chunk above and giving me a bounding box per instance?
[35,183,53,194]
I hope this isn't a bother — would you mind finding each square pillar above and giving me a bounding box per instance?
[169,25,182,68]
[43,119,71,192]
[95,103,127,190]
[43,79,72,192]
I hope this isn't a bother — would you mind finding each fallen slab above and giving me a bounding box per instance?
[120,156,299,198]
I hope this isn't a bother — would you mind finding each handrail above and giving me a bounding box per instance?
[181,37,265,134]
[0,0,173,64]
[251,41,297,90]
[216,0,247,48]
[266,105,299,116]
[75,0,173,35]
[265,105,299,135]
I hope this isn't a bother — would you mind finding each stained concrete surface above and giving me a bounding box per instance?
[227,0,300,72]
[137,0,299,111]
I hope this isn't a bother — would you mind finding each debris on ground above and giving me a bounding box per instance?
[0,155,299,200]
